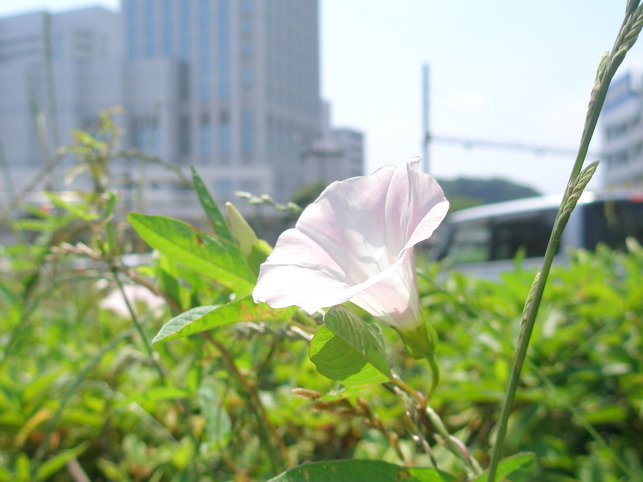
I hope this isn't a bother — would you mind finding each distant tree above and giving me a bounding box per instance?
[437,177,540,211]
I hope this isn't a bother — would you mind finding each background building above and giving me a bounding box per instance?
[0,1,363,223]
[0,7,122,203]
[600,71,643,189]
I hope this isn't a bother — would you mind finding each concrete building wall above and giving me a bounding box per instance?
[601,72,643,188]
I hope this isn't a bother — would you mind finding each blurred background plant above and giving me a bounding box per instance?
[0,111,641,480]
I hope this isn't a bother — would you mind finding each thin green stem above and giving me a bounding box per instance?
[424,406,483,476]
[389,377,482,475]
[110,265,167,385]
[487,4,643,480]
[427,354,440,400]
[390,377,427,408]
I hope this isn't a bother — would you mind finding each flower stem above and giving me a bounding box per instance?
[111,265,167,384]
[486,4,643,480]
[427,353,440,400]
[424,406,483,476]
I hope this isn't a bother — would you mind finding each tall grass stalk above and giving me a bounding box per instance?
[487,3,643,480]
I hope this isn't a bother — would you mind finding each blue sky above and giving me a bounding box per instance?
[1,0,642,194]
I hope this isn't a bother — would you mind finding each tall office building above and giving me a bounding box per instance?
[122,0,321,206]
[600,72,643,188]
[0,1,363,221]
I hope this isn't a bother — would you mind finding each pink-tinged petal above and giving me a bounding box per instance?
[349,251,420,330]
[252,157,449,331]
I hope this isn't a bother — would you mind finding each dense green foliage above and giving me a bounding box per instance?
[1,146,641,480]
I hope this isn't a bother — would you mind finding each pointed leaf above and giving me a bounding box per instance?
[115,386,190,407]
[226,202,258,255]
[268,459,458,482]
[152,295,295,344]
[128,213,254,295]
[472,453,538,482]
[309,306,392,387]
[44,192,98,221]
[191,167,234,243]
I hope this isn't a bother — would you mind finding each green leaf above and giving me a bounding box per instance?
[36,442,91,480]
[44,192,98,221]
[152,295,295,344]
[309,306,392,387]
[268,459,458,481]
[198,385,232,448]
[115,386,190,407]
[15,453,30,482]
[472,453,538,482]
[225,202,258,255]
[128,213,254,295]
[191,166,234,243]
[71,128,107,150]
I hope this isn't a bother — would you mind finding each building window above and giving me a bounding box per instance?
[241,19,252,35]
[144,0,155,56]
[179,116,190,156]
[51,34,64,59]
[162,0,173,55]
[217,0,230,99]
[241,41,252,58]
[241,109,254,157]
[199,114,212,156]
[241,66,253,86]
[180,0,191,60]
[219,121,231,157]
[127,0,138,59]
[198,0,211,99]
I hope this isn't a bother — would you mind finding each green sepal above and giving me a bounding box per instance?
[395,321,435,360]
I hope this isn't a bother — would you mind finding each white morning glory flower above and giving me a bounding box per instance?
[253,157,449,337]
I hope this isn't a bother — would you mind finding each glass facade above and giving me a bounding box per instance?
[198,0,211,99]
[218,121,231,156]
[126,0,137,59]
[180,0,191,60]
[217,0,230,99]
[199,115,212,156]
[115,0,322,203]
[241,109,253,155]
[143,0,155,57]
[162,0,173,55]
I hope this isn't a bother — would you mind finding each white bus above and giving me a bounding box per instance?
[432,190,643,278]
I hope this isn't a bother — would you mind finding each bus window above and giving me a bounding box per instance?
[448,220,491,264]
[490,210,557,261]
[583,200,643,251]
